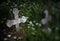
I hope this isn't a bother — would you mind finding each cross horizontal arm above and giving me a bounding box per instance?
[6,16,28,27]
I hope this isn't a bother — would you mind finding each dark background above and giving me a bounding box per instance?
[0,0,60,4]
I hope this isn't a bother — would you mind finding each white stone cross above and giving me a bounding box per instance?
[6,8,28,32]
[41,9,52,25]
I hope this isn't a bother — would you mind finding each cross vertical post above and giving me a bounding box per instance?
[13,8,20,32]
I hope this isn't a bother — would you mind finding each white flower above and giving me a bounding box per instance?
[47,27,52,33]
[32,24,34,26]
[42,27,51,33]
[36,23,39,25]
[20,4,23,7]
[13,36,17,39]
[32,27,35,30]
[20,16,28,23]
[29,21,34,26]
[32,32,35,35]
[13,8,19,14]
[4,38,8,40]
[7,34,11,37]
[33,20,36,23]
[29,21,33,24]
[28,26,30,28]
[38,23,41,27]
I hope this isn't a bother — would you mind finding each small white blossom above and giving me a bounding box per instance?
[38,23,41,27]
[29,21,33,24]
[47,27,52,33]
[33,20,36,23]
[42,27,51,33]
[4,38,8,40]
[32,24,34,26]
[36,23,39,25]
[20,4,23,7]
[7,34,11,37]
[28,26,30,28]
[32,32,35,35]
[13,36,17,39]
[32,27,35,30]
